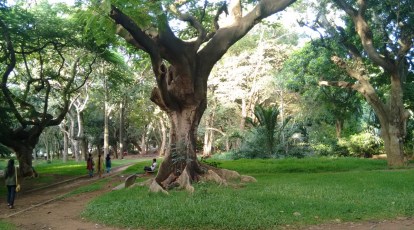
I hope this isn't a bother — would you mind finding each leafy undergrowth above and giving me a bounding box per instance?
[82,157,414,230]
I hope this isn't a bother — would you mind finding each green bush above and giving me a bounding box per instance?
[312,142,349,157]
[338,132,383,157]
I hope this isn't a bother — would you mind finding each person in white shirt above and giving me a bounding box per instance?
[144,158,157,172]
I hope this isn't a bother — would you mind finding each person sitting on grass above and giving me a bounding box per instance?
[144,158,157,172]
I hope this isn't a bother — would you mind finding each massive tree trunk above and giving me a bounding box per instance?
[155,102,207,184]
[375,75,408,166]
[2,128,42,176]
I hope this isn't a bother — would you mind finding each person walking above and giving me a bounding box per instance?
[105,154,111,173]
[4,159,17,209]
[86,154,94,177]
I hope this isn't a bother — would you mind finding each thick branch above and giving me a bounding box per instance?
[228,0,242,23]
[0,18,26,126]
[169,3,206,49]
[332,0,395,72]
[110,5,162,76]
[199,0,296,75]
[328,56,389,124]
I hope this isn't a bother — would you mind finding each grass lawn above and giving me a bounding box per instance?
[82,157,414,229]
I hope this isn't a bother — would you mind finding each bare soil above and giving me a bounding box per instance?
[1,162,413,230]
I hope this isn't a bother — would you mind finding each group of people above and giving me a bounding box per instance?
[86,153,112,178]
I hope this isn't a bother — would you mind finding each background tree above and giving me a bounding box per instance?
[307,0,414,166]
[0,2,98,175]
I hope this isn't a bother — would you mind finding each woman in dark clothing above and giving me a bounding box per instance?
[105,154,111,173]
[4,159,16,209]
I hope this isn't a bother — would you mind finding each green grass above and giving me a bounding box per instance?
[0,220,16,230]
[61,178,110,199]
[82,157,414,229]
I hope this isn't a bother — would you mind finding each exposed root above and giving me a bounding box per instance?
[161,173,177,189]
[241,175,257,183]
[217,168,241,181]
[144,163,257,193]
[124,174,137,188]
[201,170,227,186]
[176,167,194,193]
[149,179,169,195]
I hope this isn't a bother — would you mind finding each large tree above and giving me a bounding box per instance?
[307,0,413,166]
[92,0,296,189]
[0,2,97,176]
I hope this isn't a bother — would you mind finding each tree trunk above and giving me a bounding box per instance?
[159,117,167,156]
[203,110,215,157]
[60,121,69,162]
[155,103,206,185]
[140,130,147,154]
[119,99,125,159]
[13,143,36,176]
[4,131,41,176]
[68,113,80,161]
[104,77,110,159]
[77,112,88,161]
[377,76,408,167]
[335,119,343,139]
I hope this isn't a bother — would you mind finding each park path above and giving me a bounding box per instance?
[0,163,140,230]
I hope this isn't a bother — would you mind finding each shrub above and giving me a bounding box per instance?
[338,132,383,157]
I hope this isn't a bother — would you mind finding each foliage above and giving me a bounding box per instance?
[0,143,12,157]
[281,42,363,137]
[81,158,414,230]
[235,104,296,159]
[338,132,384,158]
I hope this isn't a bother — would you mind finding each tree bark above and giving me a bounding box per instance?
[77,112,88,161]
[67,112,80,161]
[155,102,206,184]
[335,119,343,139]
[158,117,167,156]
